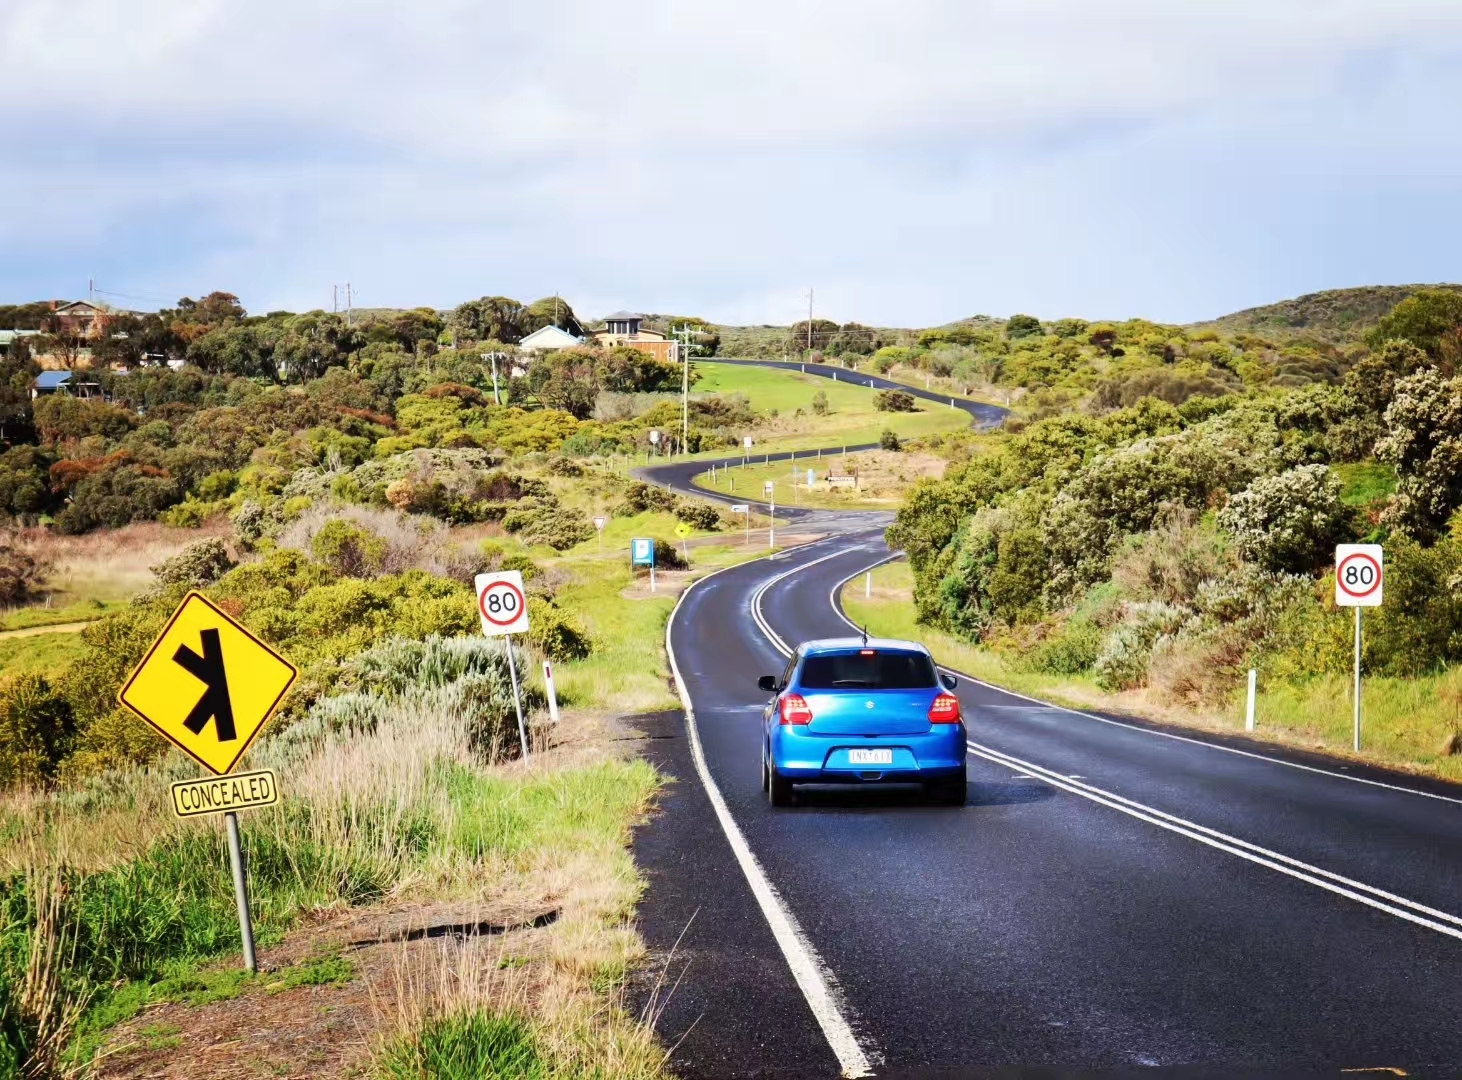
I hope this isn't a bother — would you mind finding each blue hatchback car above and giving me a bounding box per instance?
[759,637,967,806]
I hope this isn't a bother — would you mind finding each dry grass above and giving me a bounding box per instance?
[14,520,230,607]
[277,505,480,584]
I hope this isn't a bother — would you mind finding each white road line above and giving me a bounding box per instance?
[824,557,1462,808]
[666,551,878,1078]
[968,740,1462,941]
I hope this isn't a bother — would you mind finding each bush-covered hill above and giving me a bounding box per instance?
[886,288,1462,741]
[1189,284,1462,343]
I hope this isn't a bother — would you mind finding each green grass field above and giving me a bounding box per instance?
[688,363,972,455]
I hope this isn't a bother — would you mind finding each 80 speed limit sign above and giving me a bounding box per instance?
[1335,544,1383,607]
[474,571,531,636]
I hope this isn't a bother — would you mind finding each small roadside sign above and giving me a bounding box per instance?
[743,436,753,449]
[730,503,749,513]
[763,481,775,495]
[593,515,607,531]
[675,522,694,538]
[631,538,655,566]
[171,769,278,818]
[807,468,815,487]
[118,591,298,777]
[475,571,530,637]
[1336,544,1383,607]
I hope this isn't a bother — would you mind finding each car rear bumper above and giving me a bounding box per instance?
[771,723,966,781]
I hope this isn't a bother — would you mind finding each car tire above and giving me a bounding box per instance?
[761,752,770,793]
[931,770,967,806]
[769,767,796,807]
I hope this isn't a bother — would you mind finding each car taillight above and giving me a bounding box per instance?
[928,692,961,723]
[779,694,813,725]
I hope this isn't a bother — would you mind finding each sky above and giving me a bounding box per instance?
[3,0,1462,329]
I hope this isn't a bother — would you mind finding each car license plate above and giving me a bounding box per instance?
[848,748,893,766]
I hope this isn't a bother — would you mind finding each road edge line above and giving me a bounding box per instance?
[664,552,878,1078]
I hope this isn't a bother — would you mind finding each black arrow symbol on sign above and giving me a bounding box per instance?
[173,628,236,742]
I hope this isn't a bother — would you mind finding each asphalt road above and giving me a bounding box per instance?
[630,445,1462,1074]
[633,358,1007,515]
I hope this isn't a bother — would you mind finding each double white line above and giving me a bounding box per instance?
[967,740,1462,941]
[818,554,1462,943]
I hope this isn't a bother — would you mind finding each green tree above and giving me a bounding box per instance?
[596,346,681,393]
[1005,314,1043,339]
[450,296,527,345]
[523,296,584,338]
[527,349,599,419]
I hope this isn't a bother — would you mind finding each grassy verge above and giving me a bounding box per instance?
[0,630,88,676]
[843,561,1462,783]
[0,599,120,633]
[686,362,972,456]
[691,449,944,510]
[0,508,786,1078]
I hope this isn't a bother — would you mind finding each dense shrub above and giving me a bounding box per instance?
[616,480,678,515]
[311,519,389,577]
[1217,465,1351,574]
[1376,367,1462,538]
[525,596,593,660]
[150,538,236,589]
[879,429,901,451]
[674,499,723,530]
[1093,603,1186,691]
[0,673,75,787]
[53,462,184,534]
[504,505,594,550]
[874,390,917,413]
[812,390,830,415]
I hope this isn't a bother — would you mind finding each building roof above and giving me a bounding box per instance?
[519,324,584,349]
[0,330,41,345]
[33,371,74,390]
[53,301,103,315]
[602,310,643,322]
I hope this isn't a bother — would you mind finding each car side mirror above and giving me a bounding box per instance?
[941,673,958,691]
[758,675,779,693]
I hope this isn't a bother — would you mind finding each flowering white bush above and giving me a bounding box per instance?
[1216,464,1348,574]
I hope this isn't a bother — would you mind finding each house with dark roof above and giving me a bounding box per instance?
[592,311,676,362]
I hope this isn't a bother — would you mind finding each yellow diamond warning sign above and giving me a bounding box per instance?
[118,591,297,776]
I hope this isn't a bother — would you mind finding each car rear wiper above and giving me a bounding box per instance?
[830,679,874,687]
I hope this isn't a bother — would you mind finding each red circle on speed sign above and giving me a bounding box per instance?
[478,580,526,626]
[1337,552,1382,599]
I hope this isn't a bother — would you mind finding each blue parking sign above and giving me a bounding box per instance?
[631,538,655,566]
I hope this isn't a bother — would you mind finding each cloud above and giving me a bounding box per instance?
[3,1,1461,323]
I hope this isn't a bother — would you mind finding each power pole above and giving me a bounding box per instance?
[674,325,696,455]
[807,288,814,356]
[332,284,338,314]
[345,282,353,327]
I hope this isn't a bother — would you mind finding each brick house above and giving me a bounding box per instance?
[592,311,677,363]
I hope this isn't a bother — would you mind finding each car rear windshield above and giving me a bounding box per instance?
[798,650,938,690]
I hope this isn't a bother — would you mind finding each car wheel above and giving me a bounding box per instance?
[769,766,795,807]
[931,770,967,806]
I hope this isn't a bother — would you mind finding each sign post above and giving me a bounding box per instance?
[632,537,656,591]
[542,660,560,724]
[764,481,775,548]
[675,520,693,559]
[731,504,749,545]
[475,571,532,760]
[742,435,753,469]
[117,591,299,973]
[1334,544,1383,752]
[593,515,607,547]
